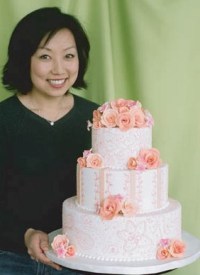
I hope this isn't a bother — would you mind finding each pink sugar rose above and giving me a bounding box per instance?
[132,108,146,128]
[127,157,137,170]
[51,234,69,251]
[156,238,185,260]
[156,246,171,260]
[121,200,137,216]
[77,157,86,168]
[99,195,122,220]
[93,109,101,119]
[117,111,135,131]
[138,148,161,169]
[66,245,76,257]
[55,245,68,258]
[92,99,153,129]
[51,234,76,258]
[110,98,138,111]
[86,153,103,168]
[110,98,128,111]
[118,106,130,113]
[126,99,139,109]
[93,121,102,128]
[101,108,118,128]
[169,239,186,258]
[93,110,103,128]
[98,102,110,113]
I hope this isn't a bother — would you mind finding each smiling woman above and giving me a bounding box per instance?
[0,7,99,275]
[30,29,79,95]
[18,28,80,123]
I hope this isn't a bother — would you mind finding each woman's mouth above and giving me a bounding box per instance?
[48,78,66,88]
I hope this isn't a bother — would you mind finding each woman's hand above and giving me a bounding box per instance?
[24,228,62,270]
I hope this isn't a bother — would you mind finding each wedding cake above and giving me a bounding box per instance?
[52,99,185,262]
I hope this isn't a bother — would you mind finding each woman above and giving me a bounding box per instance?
[0,7,98,275]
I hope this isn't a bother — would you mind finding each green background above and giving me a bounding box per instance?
[0,0,199,274]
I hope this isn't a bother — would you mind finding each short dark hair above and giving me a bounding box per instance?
[2,7,90,94]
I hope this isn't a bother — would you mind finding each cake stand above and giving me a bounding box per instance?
[46,229,200,275]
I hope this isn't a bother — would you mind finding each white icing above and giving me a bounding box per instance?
[62,197,182,262]
[92,127,152,169]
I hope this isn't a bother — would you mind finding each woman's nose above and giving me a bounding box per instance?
[51,59,65,74]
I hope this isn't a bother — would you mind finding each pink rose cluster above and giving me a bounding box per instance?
[98,194,137,220]
[51,234,76,258]
[127,148,161,170]
[91,98,154,131]
[156,238,186,260]
[77,149,104,168]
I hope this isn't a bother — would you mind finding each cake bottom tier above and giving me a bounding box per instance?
[62,197,181,262]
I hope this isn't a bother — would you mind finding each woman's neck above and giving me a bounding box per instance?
[17,92,74,123]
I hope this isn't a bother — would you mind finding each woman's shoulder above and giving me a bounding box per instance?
[0,95,18,109]
[0,96,17,116]
[0,95,22,127]
[0,96,16,128]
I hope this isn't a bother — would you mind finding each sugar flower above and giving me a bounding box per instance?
[101,108,118,128]
[51,234,76,258]
[116,111,135,131]
[99,195,122,220]
[127,157,138,170]
[120,200,137,217]
[156,238,185,260]
[91,98,154,130]
[98,195,137,220]
[77,149,104,168]
[77,157,86,168]
[127,148,161,170]
[169,239,186,258]
[86,153,104,168]
[138,148,161,169]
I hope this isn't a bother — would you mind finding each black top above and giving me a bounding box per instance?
[0,94,98,254]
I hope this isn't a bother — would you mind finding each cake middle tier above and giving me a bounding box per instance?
[92,127,152,169]
[77,164,168,214]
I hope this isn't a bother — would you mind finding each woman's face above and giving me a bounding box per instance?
[30,28,79,98]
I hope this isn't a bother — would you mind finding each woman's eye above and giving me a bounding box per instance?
[39,54,51,60]
[65,54,75,59]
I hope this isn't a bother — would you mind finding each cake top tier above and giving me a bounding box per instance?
[88,98,154,131]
